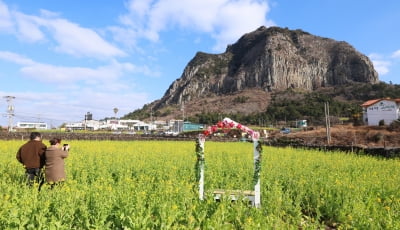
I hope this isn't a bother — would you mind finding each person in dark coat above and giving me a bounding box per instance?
[44,138,69,186]
[16,132,47,186]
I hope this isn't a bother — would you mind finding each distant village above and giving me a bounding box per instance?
[12,111,204,135]
[5,98,400,133]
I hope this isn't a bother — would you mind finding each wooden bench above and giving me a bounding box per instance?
[213,189,256,205]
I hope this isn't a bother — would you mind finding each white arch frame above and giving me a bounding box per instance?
[195,118,261,207]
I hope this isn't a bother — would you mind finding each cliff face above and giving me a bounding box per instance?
[154,26,378,109]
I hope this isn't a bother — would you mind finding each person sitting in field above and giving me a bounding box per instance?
[44,138,69,188]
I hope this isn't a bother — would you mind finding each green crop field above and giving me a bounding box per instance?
[0,140,399,229]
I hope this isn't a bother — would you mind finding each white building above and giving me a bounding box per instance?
[16,121,48,130]
[119,119,141,128]
[65,119,155,131]
[132,121,155,131]
[105,119,128,130]
[361,98,400,126]
[65,121,86,130]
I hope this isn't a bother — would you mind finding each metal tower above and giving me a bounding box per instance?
[3,96,15,132]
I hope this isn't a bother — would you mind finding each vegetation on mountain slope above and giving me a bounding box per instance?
[123,82,400,126]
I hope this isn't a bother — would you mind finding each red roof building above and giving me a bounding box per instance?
[361,98,400,126]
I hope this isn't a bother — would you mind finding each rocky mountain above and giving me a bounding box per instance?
[129,26,379,120]
[152,26,378,110]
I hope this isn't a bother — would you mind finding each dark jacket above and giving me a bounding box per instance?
[45,146,69,182]
[16,140,47,169]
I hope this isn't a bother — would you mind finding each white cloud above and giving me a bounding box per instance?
[39,9,60,18]
[107,26,139,49]
[1,2,125,59]
[14,12,45,42]
[369,53,390,75]
[0,0,13,32]
[42,18,126,58]
[0,51,35,65]
[123,0,153,26]
[372,60,390,75]
[210,0,273,50]
[0,51,158,84]
[118,0,274,52]
[20,64,112,82]
[392,50,400,58]
[69,89,149,115]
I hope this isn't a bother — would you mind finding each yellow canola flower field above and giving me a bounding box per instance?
[0,140,399,229]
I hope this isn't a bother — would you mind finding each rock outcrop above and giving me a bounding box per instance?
[154,26,378,109]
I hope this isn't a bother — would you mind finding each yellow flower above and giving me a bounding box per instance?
[188,215,194,224]
[246,217,253,224]
[347,215,352,221]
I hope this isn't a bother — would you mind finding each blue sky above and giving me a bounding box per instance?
[0,0,399,127]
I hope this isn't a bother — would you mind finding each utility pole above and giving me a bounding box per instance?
[181,101,185,121]
[150,107,154,131]
[150,107,153,123]
[324,102,331,145]
[84,112,88,131]
[3,96,16,132]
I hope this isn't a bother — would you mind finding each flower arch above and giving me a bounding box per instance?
[202,117,260,140]
[196,117,262,207]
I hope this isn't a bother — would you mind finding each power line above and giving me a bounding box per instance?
[14,114,71,122]
[1,94,115,113]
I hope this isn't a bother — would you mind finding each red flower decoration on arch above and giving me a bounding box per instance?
[202,117,259,140]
